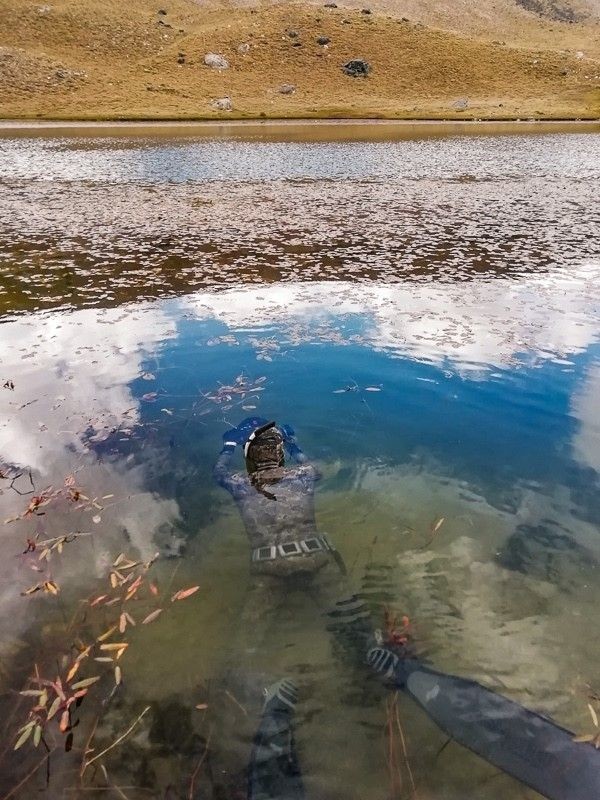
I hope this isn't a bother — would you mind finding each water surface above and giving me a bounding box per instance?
[0,129,599,800]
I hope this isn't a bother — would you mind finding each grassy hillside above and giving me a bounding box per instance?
[0,0,599,119]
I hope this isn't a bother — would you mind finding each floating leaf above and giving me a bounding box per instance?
[44,581,59,595]
[195,703,208,711]
[71,676,100,690]
[14,726,33,750]
[114,666,122,686]
[588,704,599,728]
[141,608,163,625]
[119,613,127,634]
[92,515,101,525]
[90,594,107,607]
[141,392,158,402]
[432,517,446,533]
[364,386,382,392]
[171,586,200,602]
[97,625,117,643]
[161,408,173,415]
[20,689,44,697]
[574,734,596,743]
[66,662,80,683]
[33,724,42,748]
[21,584,42,596]
[47,695,62,721]
[59,710,70,733]
[113,553,125,567]
[100,642,128,652]
[149,582,159,596]
[94,657,114,663]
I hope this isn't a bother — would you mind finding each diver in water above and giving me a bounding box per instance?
[216,419,600,800]
[213,417,373,660]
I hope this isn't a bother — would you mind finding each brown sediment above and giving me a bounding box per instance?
[0,0,599,120]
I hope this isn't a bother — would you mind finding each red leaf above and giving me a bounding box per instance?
[171,586,199,602]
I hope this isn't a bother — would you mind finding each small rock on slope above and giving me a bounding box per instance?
[342,59,371,77]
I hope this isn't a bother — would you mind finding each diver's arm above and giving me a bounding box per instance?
[213,441,237,492]
[281,424,316,469]
[369,649,600,800]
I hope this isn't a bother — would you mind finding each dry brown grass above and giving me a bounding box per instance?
[0,0,599,119]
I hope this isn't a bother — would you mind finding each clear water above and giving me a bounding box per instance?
[0,129,599,800]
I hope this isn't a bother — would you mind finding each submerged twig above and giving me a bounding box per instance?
[81,706,150,773]
[188,728,212,800]
[224,689,248,717]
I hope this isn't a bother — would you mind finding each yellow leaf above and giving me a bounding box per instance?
[14,726,33,750]
[195,703,208,711]
[114,666,122,685]
[100,642,128,651]
[432,517,445,533]
[66,662,80,683]
[573,734,595,743]
[141,608,163,625]
[47,696,61,721]
[33,724,42,748]
[589,704,599,728]
[71,676,100,690]
[96,625,117,643]
[119,613,127,634]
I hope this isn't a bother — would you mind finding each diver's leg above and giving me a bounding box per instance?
[368,648,600,800]
[248,679,305,800]
[211,574,286,798]
[236,573,286,660]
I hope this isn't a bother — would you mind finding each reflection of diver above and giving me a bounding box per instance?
[216,420,600,800]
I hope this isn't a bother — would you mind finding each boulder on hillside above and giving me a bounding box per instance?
[212,96,232,111]
[452,97,469,111]
[342,59,371,77]
[204,53,229,69]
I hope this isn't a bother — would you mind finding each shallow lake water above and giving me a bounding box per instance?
[0,127,600,800]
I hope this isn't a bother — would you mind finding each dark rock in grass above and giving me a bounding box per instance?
[324,2,338,6]
[279,83,296,94]
[361,7,372,13]
[287,29,300,38]
[317,35,331,45]
[342,59,371,77]
[177,53,185,64]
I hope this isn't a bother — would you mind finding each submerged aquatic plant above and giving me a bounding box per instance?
[12,545,200,767]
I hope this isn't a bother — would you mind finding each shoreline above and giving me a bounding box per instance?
[1,118,599,140]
